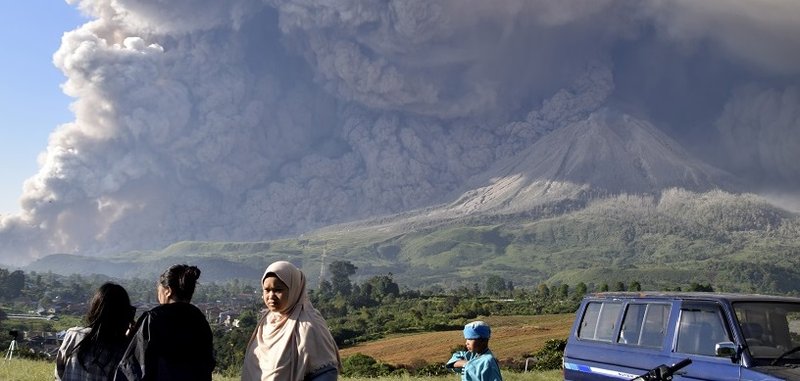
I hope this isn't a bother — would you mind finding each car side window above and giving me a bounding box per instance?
[618,303,669,348]
[676,303,731,356]
[578,301,622,342]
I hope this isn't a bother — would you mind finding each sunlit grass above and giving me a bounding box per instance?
[0,358,238,381]
[1,358,55,381]
[0,358,561,381]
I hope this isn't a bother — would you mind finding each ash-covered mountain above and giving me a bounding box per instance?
[509,111,731,191]
[337,108,740,232]
[450,109,737,213]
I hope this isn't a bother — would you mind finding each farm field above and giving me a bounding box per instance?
[0,314,573,380]
[339,314,574,365]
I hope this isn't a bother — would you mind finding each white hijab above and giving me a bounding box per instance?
[241,261,341,381]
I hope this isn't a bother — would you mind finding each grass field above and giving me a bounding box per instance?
[1,314,571,380]
[0,358,561,381]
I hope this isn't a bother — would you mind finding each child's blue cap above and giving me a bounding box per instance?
[463,321,491,339]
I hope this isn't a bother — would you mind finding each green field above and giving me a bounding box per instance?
[27,189,800,294]
[0,358,561,381]
[2,314,570,380]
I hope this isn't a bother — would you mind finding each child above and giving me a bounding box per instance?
[446,321,503,381]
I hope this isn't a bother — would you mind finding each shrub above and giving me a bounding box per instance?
[524,338,566,371]
[412,362,451,377]
[341,353,395,377]
[393,358,452,377]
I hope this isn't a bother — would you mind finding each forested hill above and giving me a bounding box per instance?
[25,188,800,294]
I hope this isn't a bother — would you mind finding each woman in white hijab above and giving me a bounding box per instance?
[241,261,341,381]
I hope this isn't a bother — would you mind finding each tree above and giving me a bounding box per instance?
[687,283,714,292]
[557,284,569,298]
[628,281,642,292]
[574,282,588,298]
[485,275,507,296]
[363,274,399,300]
[329,260,357,296]
[6,270,25,298]
[599,283,609,292]
[612,281,626,292]
[316,279,333,298]
[237,309,259,329]
[537,283,550,298]
[0,268,8,298]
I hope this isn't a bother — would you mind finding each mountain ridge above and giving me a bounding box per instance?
[25,189,800,293]
[22,110,800,293]
[310,109,739,235]
[451,110,737,213]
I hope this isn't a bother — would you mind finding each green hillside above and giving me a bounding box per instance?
[26,189,800,293]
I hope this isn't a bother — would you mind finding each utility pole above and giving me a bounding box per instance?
[318,243,327,287]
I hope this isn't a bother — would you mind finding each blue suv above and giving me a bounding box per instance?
[563,292,800,380]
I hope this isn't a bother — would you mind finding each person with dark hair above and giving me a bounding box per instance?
[115,264,215,381]
[446,321,503,381]
[241,261,341,381]
[56,282,135,380]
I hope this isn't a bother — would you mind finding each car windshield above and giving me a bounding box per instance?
[733,301,800,365]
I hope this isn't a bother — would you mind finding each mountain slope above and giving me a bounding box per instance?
[448,110,736,216]
[25,190,800,293]
[312,109,738,234]
[23,110,798,293]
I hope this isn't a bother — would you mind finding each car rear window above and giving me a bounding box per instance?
[617,303,669,348]
[578,301,622,342]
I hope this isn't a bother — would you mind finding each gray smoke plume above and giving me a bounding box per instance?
[1,0,798,264]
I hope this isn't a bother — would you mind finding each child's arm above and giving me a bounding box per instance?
[446,351,469,371]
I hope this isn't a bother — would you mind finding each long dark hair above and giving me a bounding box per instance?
[159,264,201,302]
[70,282,135,375]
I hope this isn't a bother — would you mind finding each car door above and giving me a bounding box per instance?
[672,301,740,381]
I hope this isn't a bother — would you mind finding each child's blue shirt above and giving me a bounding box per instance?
[446,349,503,381]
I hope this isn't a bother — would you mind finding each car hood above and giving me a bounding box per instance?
[751,365,800,380]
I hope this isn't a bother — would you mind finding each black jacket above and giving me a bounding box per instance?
[115,302,215,381]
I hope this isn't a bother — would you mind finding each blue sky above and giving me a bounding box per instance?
[0,1,86,215]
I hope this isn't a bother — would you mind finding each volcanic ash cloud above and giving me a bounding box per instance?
[1,0,798,265]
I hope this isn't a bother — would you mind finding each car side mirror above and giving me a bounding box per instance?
[716,342,738,362]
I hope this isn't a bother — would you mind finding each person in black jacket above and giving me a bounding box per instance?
[115,264,215,381]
